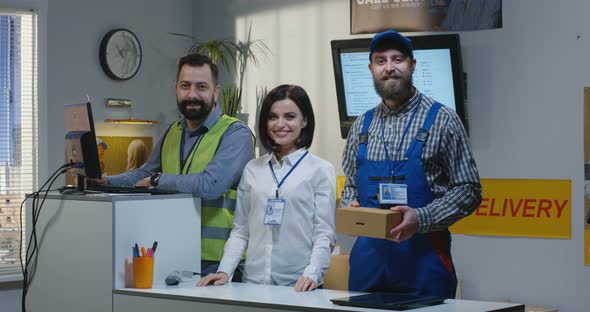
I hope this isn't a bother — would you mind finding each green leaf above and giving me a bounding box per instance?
[189,39,238,73]
[184,23,271,114]
[221,86,241,117]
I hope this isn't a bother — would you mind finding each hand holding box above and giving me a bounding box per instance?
[336,207,402,239]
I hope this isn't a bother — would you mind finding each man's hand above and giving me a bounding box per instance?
[196,272,229,287]
[294,276,318,292]
[135,177,151,187]
[348,200,360,208]
[85,177,107,187]
[388,206,419,242]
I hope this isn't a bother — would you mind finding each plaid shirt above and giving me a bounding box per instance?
[341,90,482,233]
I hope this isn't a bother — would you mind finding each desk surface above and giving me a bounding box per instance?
[114,282,524,312]
[41,192,192,202]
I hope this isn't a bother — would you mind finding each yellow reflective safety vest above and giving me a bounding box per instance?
[161,115,240,262]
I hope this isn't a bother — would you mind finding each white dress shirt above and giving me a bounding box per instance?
[218,149,336,286]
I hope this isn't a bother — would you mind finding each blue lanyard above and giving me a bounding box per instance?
[179,132,204,175]
[380,97,421,178]
[268,150,309,198]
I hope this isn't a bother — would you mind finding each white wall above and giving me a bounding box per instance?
[193,0,351,166]
[192,1,590,311]
[0,287,20,311]
[453,1,590,311]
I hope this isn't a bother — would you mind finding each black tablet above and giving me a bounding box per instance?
[330,292,446,311]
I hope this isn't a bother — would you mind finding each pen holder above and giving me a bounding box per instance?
[133,257,154,289]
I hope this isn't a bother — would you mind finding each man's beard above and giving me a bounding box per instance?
[373,73,413,104]
[177,96,214,121]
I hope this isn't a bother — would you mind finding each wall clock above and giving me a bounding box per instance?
[99,28,142,80]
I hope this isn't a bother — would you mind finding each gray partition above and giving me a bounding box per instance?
[25,193,200,312]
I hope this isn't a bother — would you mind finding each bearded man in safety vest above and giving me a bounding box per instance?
[96,53,254,278]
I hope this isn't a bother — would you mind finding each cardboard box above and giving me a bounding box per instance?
[336,207,402,239]
[323,253,349,291]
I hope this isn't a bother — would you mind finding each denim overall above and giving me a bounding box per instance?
[348,102,457,298]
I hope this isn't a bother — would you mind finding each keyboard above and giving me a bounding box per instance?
[87,184,178,195]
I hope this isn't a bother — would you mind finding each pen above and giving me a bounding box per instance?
[151,241,158,255]
[132,245,138,258]
[134,243,140,258]
[141,246,147,257]
[147,248,153,257]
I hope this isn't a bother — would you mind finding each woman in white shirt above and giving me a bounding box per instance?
[197,84,336,291]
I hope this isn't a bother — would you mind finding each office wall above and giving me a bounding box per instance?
[0,0,192,311]
[44,0,193,182]
[0,285,20,311]
[193,1,590,311]
[193,0,346,164]
[451,2,589,311]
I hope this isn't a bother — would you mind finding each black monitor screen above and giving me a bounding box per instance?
[331,34,467,138]
[64,102,102,179]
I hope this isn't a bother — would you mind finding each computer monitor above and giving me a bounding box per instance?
[331,34,467,139]
[64,102,102,179]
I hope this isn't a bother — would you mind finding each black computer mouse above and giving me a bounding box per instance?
[165,274,181,286]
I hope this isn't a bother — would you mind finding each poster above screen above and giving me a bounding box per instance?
[351,0,502,34]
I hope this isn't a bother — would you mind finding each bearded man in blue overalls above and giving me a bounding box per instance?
[341,30,482,298]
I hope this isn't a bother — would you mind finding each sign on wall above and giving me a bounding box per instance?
[450,179,571,239]
[351,0,502,34]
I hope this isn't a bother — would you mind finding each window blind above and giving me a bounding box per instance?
[0,10,37,282]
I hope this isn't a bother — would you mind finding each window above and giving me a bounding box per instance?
[0,10,37,282]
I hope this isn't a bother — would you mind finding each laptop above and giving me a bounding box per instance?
[330,293,446,311]
[86,184,178,195]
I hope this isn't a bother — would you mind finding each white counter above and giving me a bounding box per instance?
[25,193,201,312]
[25,193,525,312]
[113,282,525,312]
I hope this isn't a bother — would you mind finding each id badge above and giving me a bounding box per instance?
[264,198,285,226]
[379,183,408,205]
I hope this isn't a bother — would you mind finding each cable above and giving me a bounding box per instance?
[25,165,71,272]
[22,164,71,312]
[23,166,70,312]
[27,167,68,277]
[20,164,70,276]
[20,162,76,312]
[25,165,72,309]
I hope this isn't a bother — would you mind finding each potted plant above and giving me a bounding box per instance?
[255,86,269,156]
[171,26,269,118]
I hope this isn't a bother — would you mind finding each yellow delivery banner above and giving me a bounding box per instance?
[450,179,571,238]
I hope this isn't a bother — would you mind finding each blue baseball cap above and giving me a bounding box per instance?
[369,30,414,60]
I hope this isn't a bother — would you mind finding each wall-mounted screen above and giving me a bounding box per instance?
[331,34,467,138]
